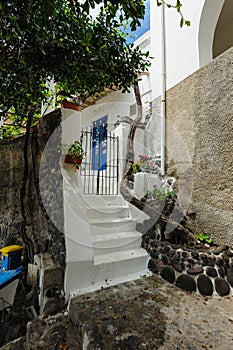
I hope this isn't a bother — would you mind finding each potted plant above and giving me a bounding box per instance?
[61,140,85,171]
[61,96,82,111]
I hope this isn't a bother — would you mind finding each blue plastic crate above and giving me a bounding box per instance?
[0,246,23,271]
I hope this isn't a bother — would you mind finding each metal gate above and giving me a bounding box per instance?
[80,128,119,195]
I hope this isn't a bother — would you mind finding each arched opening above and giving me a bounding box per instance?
[198,0,225,67]
[213,0,233,58]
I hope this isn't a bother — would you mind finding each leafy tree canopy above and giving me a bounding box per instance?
[0,0,151,137]
[0,0,185,137]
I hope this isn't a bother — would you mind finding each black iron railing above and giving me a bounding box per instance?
[80,128,119,195]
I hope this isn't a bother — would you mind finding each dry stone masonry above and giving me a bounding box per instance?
[143,234,233,297]
[0,109,64,269]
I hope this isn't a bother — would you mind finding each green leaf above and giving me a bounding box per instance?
[1,0,151,140]
[180,17,184,28]
[176,0,182,10]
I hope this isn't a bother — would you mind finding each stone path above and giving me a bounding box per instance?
[155,281,233,350]
[2,236,233,349]
[7,274,233,350]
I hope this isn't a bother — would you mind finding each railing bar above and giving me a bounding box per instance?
[110,132,112,195]
[113,136,116,194]
[80,129,84,192]
[107,133,112,194]
[90,128,94,194]
[114,137,116,195]
[87,126,91,194]
[101,132,103,195]
[111,136,114,194]
[84,127,87,194]
[86,127,91,194]
[82,128,86,194]
[79,130,119,195]
[97,129,100,195]
[116,136,119,194]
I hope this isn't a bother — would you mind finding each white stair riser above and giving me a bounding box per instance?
[84,195,125,208]
[94,255,149,283]
[68,270,152,297]
[90,220,136,234]
[74,194,150,296]
[93,236,142,255]
[87,207,129,220]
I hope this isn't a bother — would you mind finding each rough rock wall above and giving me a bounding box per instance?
[0,109,65,269]
[164,46,233,244]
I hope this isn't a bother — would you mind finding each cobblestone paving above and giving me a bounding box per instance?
[2,274,233,349]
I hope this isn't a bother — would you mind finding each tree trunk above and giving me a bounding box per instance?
[20,114,35,264]
[120,79,195,244]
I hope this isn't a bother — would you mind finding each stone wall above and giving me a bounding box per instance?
[0,109,65,269]
[164,46,233,244]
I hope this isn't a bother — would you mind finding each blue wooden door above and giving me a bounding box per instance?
[92,115,108,171]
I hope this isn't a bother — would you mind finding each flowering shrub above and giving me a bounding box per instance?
[146,101,152,115]
[132,154,158,173]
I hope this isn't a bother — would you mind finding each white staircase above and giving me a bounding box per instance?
[86,195,150,289]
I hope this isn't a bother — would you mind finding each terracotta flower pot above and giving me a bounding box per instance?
[64,154,82,165]
[63,154,83,172]
[61,100,81,111]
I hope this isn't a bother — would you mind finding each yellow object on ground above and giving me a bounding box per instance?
[0,245,24,256]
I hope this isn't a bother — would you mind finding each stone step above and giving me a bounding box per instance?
[87,206,129,220]
[84,195,125,208]
[89,217,137,234]
[69,269,151,297]
[92,231,142,255]
[94,248,149,283]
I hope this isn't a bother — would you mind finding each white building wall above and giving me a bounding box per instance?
[141,0,227,100]
[150,0,203,100]
[61,92,137,297]
[45,0,233,299]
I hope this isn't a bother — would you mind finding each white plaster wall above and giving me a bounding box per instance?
[61,92,137,297]
[113,124,128,181]
[149,0,206,100]
[62,90,137,135]
[61,110,93,297]
[113,122,150,183]
[68,0,227,113]
[62,166,94,297]
[81,90,135,131]
[62,109,82,144]
[136,0,226,157]
[60,0,231,298]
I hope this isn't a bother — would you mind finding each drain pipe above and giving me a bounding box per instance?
[160,2,166,177]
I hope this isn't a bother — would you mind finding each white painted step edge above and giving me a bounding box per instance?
[87,206,129,219]
[93,235,142,255]
[89,217,136,225]
[84,195,125,207]
[92,231,142,243]
[94,248,148,266]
